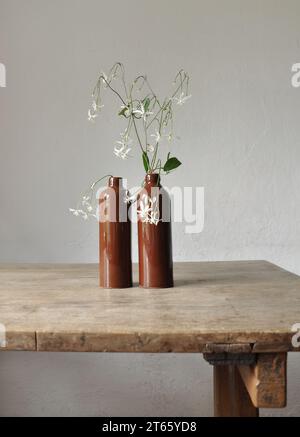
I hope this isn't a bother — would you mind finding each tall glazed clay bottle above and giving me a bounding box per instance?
[137,173,174,288]
[99,176,132,288]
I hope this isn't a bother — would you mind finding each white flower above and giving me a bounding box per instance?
[151,130,161,143]
[137,197,152,222]
[69,208,88,219]
[121,147,131,159]
[149,209,160,225]
[88,101,104,122]
[82,195,93,212]
[166,132,173,142]
[114,143,131,160]
[124,193,137,204]
[173,92,192,106]
[70,207,93,221]
[119,130,131,143]
[124,188,142,204]
[88,109,98,122]
[69,208,80,216]
[113,144,124,158]
[137,195,160,225]
[114,135,132,159]
[119,132,132,145]
[133,102,154,121]
[92,101,104,112]
[146,144,154,153]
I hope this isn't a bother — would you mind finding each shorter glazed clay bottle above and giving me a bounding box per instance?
[137,173,174,288]
[99,176,132,288]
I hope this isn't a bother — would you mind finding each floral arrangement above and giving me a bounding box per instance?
[70,62,191,222]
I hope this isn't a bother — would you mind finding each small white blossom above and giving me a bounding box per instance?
[92,101,104,112]
[88,101,104,122]
[119,130,131,142]
[124,193,136,204]
[173,92,192,106]
[137,197,152,222]
[137,195,160,225]
[146,144,154,153]
[114,143,131,160]
[124,188,142,204]
[114,135,132,159]
[118,132,132,145]
[69,208,80,216]
[133,102,154,121]
[166,132,173,142]
[149,209,160,225]
[151,130,161,143]
[88,109,98,122]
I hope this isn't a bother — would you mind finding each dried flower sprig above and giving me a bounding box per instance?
[88,63,191,175]
[69,175,112,221]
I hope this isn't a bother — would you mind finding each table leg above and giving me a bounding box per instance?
[213,365,259,417]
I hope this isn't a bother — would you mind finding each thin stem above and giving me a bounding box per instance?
[113,62,129,100]
[101,76,126,105]
[150,102,164,171]
[90,174,113,190]
[132,116,145,153]
[76,174,112,210]
[146,74,188,130]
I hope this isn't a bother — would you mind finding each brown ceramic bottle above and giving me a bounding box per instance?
[99,176,132,288]
[137,173,174,288]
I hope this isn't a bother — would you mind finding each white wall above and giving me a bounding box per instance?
[0,0,300,416]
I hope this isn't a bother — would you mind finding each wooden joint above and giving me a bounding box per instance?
[238,353,287,408]
[204,352,255,366]
[203,343,255,365]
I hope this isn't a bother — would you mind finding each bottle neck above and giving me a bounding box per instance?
[145,173,161,187]
[108,176,123,189]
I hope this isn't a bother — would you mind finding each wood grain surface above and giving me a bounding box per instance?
[238,353,287,408]
[214,365,259,417]
[0,261,299,352]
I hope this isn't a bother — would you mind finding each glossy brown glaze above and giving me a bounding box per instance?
[99,176,132,288]
[138,173,174,288]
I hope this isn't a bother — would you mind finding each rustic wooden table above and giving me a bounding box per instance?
[0,261,299,416]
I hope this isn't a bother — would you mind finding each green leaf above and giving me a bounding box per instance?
[142,152,150,172]
[163,157,182,173]
[118,106,127,117]
[142,97,151,112]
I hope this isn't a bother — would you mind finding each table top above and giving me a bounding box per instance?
[0,261,299,353]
